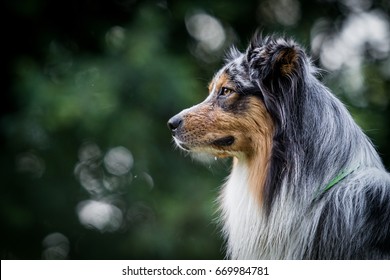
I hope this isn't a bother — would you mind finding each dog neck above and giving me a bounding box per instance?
[219,139,273,258]
[246,137,273,205]
[233,125,273,206]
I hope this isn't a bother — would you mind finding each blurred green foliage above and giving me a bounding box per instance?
[1,0,390,259]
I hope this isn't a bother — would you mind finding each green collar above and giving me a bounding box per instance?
[313,164,360,201]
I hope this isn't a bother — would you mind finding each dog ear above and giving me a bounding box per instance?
[246,35,307,131]
[246,35,303,85]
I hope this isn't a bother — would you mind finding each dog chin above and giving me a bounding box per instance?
[190,152,217,163]
[190,146,233,163]
[173,137,233,161]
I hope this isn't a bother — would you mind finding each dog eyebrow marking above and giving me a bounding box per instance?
[209,71,236,96]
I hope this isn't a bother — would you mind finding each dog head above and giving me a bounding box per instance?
[168,34,307,161]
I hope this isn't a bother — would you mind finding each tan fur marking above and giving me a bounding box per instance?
[236,98,273,204]
[209,72,235,95]
[175,71,273,205]
[208,81,214,93]
[215,72,229,90]
[177,92,273,204]
[214,72,236,92]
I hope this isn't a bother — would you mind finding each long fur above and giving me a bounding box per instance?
[168,33,390,259]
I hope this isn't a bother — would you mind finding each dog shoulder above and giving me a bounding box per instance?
[312,169,390,259]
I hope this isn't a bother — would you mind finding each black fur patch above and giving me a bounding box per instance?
[212,136,235,147]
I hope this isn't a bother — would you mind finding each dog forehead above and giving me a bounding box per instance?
[209,55,250,94]
[208,71,232,93]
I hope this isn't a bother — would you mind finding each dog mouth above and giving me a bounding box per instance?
[173,135,235,152]
[172,137,191,151]
[211,136,235,147]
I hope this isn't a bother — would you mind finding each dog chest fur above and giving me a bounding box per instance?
[219,158,300,259]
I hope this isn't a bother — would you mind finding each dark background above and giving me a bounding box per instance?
[2,0,390,259]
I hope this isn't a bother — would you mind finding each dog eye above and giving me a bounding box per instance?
[219,87,234,97]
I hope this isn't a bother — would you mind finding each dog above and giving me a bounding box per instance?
[167,33,390,259]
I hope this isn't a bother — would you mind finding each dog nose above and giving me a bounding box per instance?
[167,115,183,132]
